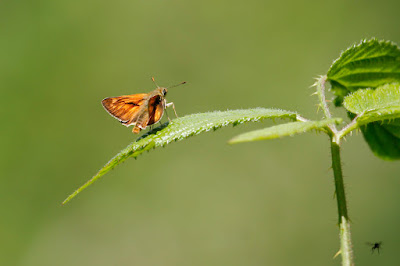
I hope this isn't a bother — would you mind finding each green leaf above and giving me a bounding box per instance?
[343,83,400,160]
[350,114,400,160]
[343,83,400,115]
[62,108,297,205]
[327,39,400,106]
[360,121,400,160]
[228,118,342,144]
[357,107,400,125]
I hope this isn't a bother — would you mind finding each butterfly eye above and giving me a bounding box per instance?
[163,89,168,96]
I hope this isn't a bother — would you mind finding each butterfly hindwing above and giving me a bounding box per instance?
[148,95,165,125]
[131,111,150,133]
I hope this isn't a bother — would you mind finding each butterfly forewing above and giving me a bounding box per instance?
[102,94,148,124]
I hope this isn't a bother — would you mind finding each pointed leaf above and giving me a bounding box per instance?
[229,118,342,144]
[63,108,297,204]
[327,39,400,106]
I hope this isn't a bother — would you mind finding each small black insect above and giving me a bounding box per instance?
[366,242,382,254]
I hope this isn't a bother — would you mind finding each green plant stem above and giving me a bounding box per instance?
[337,115,360,140]
[330,140,354,266]
[331,141,348,219]
[317,76,354,265]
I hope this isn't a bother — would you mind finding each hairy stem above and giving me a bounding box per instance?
[315,75,337,135]
[317,76,354,265]
[316,75,332,119]
[337,115,360,140]
[331,140,354,266]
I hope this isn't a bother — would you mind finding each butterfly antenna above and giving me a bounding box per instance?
[167,81,187,89]
[151,77,159,88]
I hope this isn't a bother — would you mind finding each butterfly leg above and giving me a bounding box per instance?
[166,102,178,117]
[164,108,172,122]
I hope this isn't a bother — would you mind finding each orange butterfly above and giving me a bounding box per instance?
[102,77,185,133]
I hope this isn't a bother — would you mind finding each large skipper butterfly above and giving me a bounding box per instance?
[102,77,185,133]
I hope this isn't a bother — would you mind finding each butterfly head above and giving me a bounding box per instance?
[151,77,186,97]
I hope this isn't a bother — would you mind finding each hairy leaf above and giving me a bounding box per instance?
[357,107,400,125]
[343,84,400,160]
[343,83,400,115]
[327,39,400,106]
[229,118,342,144]
[63,108,297,204]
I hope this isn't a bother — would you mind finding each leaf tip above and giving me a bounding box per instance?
[61,194,74,206]
[227,138,239,145]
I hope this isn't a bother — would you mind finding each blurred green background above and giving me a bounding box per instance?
[1,0,400,265]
